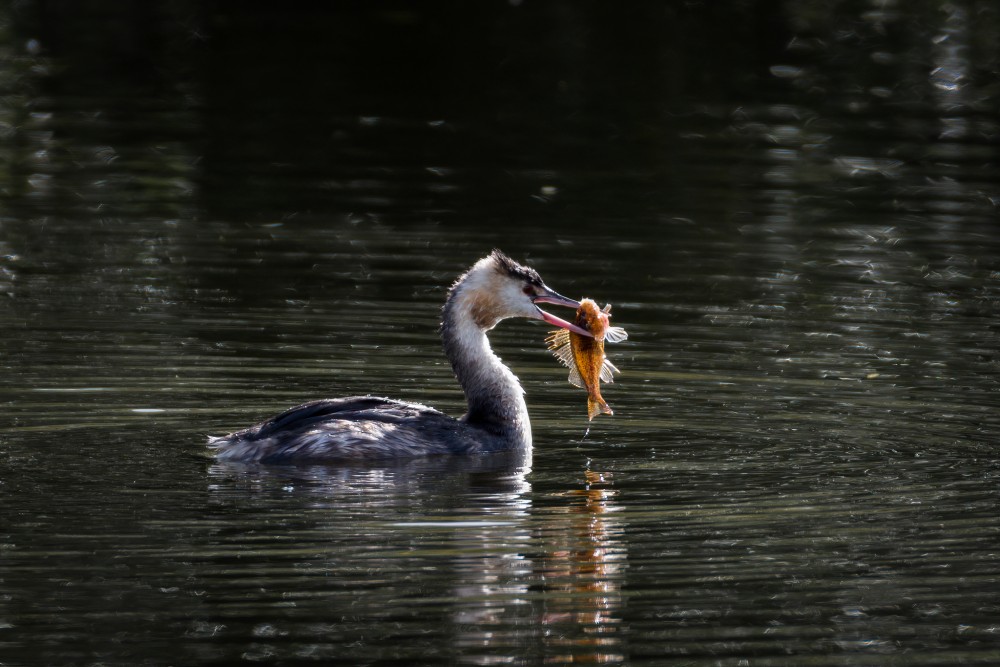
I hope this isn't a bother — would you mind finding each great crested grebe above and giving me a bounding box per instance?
[209,250,593,463]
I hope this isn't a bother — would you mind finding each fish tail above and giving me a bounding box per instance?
[587,396,613,421]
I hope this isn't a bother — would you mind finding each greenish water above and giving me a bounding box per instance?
[2,2,999,665]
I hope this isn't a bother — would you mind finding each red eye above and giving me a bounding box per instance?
[522,286,535,296]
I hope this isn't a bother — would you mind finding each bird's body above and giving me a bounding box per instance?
[209,250,591,463]
[208,397,506,463]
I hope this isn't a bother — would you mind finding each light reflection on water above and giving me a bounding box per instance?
[197,461,629,665]
[2,1,1000,665]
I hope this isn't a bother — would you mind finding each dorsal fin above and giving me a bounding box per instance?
[545,329,574,369]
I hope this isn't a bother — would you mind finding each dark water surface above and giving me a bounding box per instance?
[2,2,999,665]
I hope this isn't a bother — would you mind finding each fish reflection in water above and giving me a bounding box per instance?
[445,469,626,664]
[539,470,625,661]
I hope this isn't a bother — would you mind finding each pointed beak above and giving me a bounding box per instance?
[532,287,593,338]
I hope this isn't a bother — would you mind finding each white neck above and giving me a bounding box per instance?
[440,284,532,446]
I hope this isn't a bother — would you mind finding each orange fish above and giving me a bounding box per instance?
[546,299,627,420]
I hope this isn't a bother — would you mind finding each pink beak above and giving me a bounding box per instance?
[533,288,593,338]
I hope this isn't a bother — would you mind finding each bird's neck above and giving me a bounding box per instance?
[440,289,532,446]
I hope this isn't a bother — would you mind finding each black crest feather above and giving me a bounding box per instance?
[490,249,543,286]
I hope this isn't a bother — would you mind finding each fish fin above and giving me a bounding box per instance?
[599,357,619,384]
[587,396,613,421]
[567,365,586,389]
[545,329,569,348]
[545,330,575,369]
[553,345,577,371]
[604,326,628,343]
[545,329,570,352]
[547,329,585,388]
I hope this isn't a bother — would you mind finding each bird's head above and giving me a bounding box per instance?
[451,249,591,337]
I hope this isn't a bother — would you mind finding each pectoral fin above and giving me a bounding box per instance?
[599,357,619,384]
[604,326,628,343]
